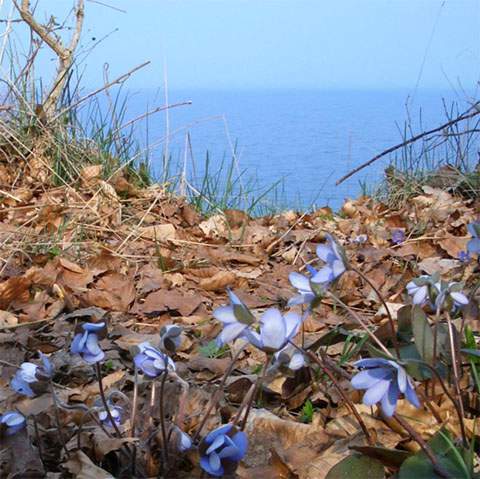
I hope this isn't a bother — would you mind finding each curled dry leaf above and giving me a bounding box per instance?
[199,270,236,291]
[138,223,176,241]
[63,450,115,479]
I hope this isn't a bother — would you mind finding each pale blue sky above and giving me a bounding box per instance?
[4,0,480,91]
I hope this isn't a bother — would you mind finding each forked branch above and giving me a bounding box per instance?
[14,0,85,117]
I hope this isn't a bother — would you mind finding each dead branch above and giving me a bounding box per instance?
[336,100,480,186]
[14,0,85,118]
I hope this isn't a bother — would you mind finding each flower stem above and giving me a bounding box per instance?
[445,312,467,447]
[192,345,246,443]
[240,354,272,431]
[351,266,400,357]
[292,343,374,446]
[159,370,169,471]
[130,366,139,476]
[95,362,123,438]
[405,358,467,447]
[393,413,451,478]
[328,291,394,358]
[49,380,71,458]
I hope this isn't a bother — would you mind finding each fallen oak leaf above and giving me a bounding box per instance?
[199,271,236,291]
[63,450,115,479]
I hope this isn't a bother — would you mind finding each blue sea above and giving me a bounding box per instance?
[124,89,476,211]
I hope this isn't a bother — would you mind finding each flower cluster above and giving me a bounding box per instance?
[406,274,468,312]
[11,352,53,398]
[351,358,420,417]
[71,322,107,363]
[134,341,176,377]
[288,234,347,307]
[0,411,26,437]
[199,424,248,477]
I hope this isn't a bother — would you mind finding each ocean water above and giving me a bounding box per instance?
[124,89,475,211]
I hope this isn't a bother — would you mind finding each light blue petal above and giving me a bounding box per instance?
[213,306,237,324]
[204,424,232,443]
[259,308,286,351]
[381,381,399,417]
[289,352,305,370]
[311,266,333,284]
[70,332,87,354]
[200,454,223,477]
[405,379,420,408]
[243,329,263,349]
[354,358,391,369]
[206,434,226,455]
[331,259,346,279]
[351,368,391,389]
[284,312,302,340]
[362,379,390,406]
[85,334,102,356]
[230,430,248,460]
[306,264,317,275]
[216,322,247,346]
[11,375,35,397]
[467,238,480,254]
[83,322,105,332]
[451,292,469,305]
[413,286,428,305]
[316,244,332,262]
[289,272,312,293]
[227,288,242,306]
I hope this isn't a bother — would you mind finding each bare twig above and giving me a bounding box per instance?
[14,0,85,117]
[336,101,480,185]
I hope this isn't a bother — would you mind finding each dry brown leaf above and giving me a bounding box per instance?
[199,271,236,291]
[0,276,31,309]
[135,289,203,316]
[63,450,114,479]
[138,223,176,241]
[418,256,461,275]
[83,273,136,312]
[0,310,17,328]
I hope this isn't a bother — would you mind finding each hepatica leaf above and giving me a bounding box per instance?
[326,454,385,479]
[399,429,471,479]
[411,305,435,365]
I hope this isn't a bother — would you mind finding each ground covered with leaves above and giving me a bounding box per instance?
[1,161,480,478]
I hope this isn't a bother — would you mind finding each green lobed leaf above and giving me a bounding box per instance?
[326,454,385,479]
[411,305,435,365]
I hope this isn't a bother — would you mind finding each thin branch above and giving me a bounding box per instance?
[336,101,480,185]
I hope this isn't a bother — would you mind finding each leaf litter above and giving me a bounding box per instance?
[1,164,480,477]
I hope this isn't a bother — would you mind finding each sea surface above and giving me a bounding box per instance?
[123,88,477,211]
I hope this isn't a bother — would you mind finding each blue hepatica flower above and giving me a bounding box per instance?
[71,322,106,364]
[406,274,439,306]
[171,426,193,452]
[11,352,53,397]
[288,264,322,306]
[391,229,405,245]
[0,411,26,436]
[159,324,182,353]
[435,281,469,312]
[351,358,420,417]
[269,344,305,375]
[243,308,303,353]
[467,222,480,256]
[213,289,255,346]
[98,402,123,428]
[199,424,248,477]
[311,234,347,287]
[133,342,175,377]
[458,250,470,263]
